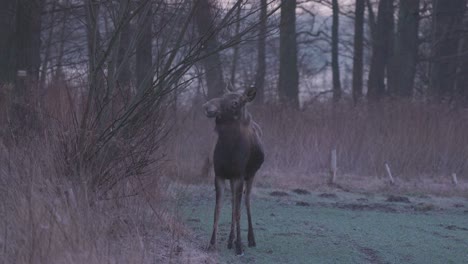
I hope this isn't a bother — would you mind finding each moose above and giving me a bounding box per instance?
[202,86,265,255]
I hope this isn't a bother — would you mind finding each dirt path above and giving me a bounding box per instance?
[178,185,468,264]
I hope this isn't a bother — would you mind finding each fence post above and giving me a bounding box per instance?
[384,163,395,185]
[451,173,458,186]
[329,149,337,184]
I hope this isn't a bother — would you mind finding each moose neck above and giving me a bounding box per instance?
[214,108,251,136]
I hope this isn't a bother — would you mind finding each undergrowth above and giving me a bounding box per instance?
[168,100,468,192]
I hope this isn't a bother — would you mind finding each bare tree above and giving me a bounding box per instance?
[117,0,132,89]
[0,0,17,84]
[367,0,394,101]
[230,3,242,88]
[454,15,468,106]
[278,0,299,107]
[331,0,342,102]
[388,0,420,97]
[54,0,70,82]
[366,0,377,42]
[83,0,105,131]
[6,0,44,131]
[136,0,152,92]
[16,0,43,82]
[254,0,267,104]
[352,0,365,104]
[430,0,466,101]
[40,1,57,89]
[194,0,225,99]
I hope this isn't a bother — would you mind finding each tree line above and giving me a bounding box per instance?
[1,1,468,109]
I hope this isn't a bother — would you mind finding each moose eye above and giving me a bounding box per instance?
[232,101,239,108]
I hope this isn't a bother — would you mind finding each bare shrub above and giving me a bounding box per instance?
[0,120,215,264]
[0,76,212,263]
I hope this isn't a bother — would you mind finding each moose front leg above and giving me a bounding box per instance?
[233,178,244,255]
[209,176,224,250]
[228,180,236,249]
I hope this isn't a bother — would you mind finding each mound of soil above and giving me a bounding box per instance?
[292,189,310,195]
[319,193,338,199]
[443,225,468,231]
[269,191,289,197]
[335,203,397,213]
[386,195,411,203]
[296,201,310,207]
[411,203,436,212]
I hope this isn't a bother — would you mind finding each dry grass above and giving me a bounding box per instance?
[0,131,216,264]
[0,83,216,264]
[168,100,468,196]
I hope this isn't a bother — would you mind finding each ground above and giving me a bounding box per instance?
[176,185,468,264]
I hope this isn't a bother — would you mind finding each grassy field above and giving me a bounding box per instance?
[178,185,468,264]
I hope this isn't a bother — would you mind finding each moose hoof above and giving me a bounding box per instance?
[248,240,256,247]
[235,241,243,255]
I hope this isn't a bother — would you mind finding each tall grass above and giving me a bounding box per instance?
[169,100,468,192]
[2,82,467,263]
[0,124,217,263]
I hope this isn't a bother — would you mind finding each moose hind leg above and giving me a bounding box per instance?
[209,177,224,250]
[245,177,256,247]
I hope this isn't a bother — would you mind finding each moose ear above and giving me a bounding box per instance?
[243,86,257,102]
[225,83,234,93]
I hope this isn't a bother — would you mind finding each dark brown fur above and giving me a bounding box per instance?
[203,88,264,255]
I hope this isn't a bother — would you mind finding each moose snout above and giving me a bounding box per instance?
[203,102,219,118]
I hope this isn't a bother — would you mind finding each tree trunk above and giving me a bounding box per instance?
[388,0,420,98]
[117,0,131,89]
[136,0,153,92]
[254,0,267,104]
[54,0,70,82]
[40,1,57,89]
[278,0,299,107]
[82,0,104,132]
[0,0,17,84]
[430,0,466,101]
[331,0,342,102]
[454,14,468,106]
[9,0,43,131]
[16,0,43,82]
[229,4,242,89]
[366,0,377,42]
[194,0,225,99]
[352,0,365,104]
[367,0,394,101]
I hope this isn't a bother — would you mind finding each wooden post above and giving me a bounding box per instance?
[451,173,458,186]
[329,149,337,184]
[384,163,395,185]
